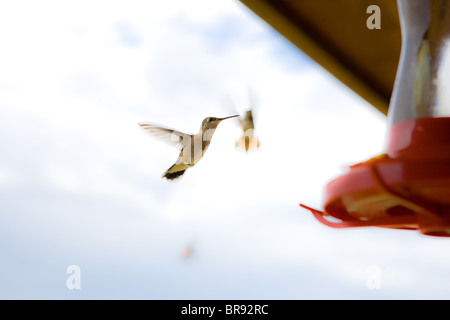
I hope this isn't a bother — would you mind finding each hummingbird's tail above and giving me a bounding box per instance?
[236,134,260,151]
[162,163,190,180]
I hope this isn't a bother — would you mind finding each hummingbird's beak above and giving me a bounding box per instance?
[218,114,240,121]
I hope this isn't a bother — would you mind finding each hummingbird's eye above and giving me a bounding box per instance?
[208,118,213,122]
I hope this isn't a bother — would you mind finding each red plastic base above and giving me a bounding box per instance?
[301,117,450,237]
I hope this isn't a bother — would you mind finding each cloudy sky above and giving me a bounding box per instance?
[1,0,450,300]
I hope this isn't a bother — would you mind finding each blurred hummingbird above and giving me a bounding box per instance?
[225,87,260,152]
[138,115,239,180]
[236,109,260,152]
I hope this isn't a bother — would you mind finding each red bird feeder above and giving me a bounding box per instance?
[301,0,450,237]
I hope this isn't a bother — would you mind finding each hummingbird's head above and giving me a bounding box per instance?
[245,110,253,120]
[200,115,239,130]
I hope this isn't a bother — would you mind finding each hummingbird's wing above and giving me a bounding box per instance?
[222,95,242,128]
[223,86,258,128]
[138,122,190,150]
[247,85,258,123]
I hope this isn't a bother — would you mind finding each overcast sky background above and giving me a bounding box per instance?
[1,0,450,300]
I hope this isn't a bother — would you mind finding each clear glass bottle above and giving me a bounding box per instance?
[387,0,450,160]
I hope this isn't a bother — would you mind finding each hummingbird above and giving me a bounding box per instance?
[236,109,260,152]
[138,115,239,180]
[225,87,260,152]
[182,245,192,260]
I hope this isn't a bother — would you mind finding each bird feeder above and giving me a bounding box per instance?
[301,0,450,237]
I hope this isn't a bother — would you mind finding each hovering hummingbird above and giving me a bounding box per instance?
[225,87,260,152]
[138,115,239,180]
[236,109,260,152]
[182,245,192,260]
